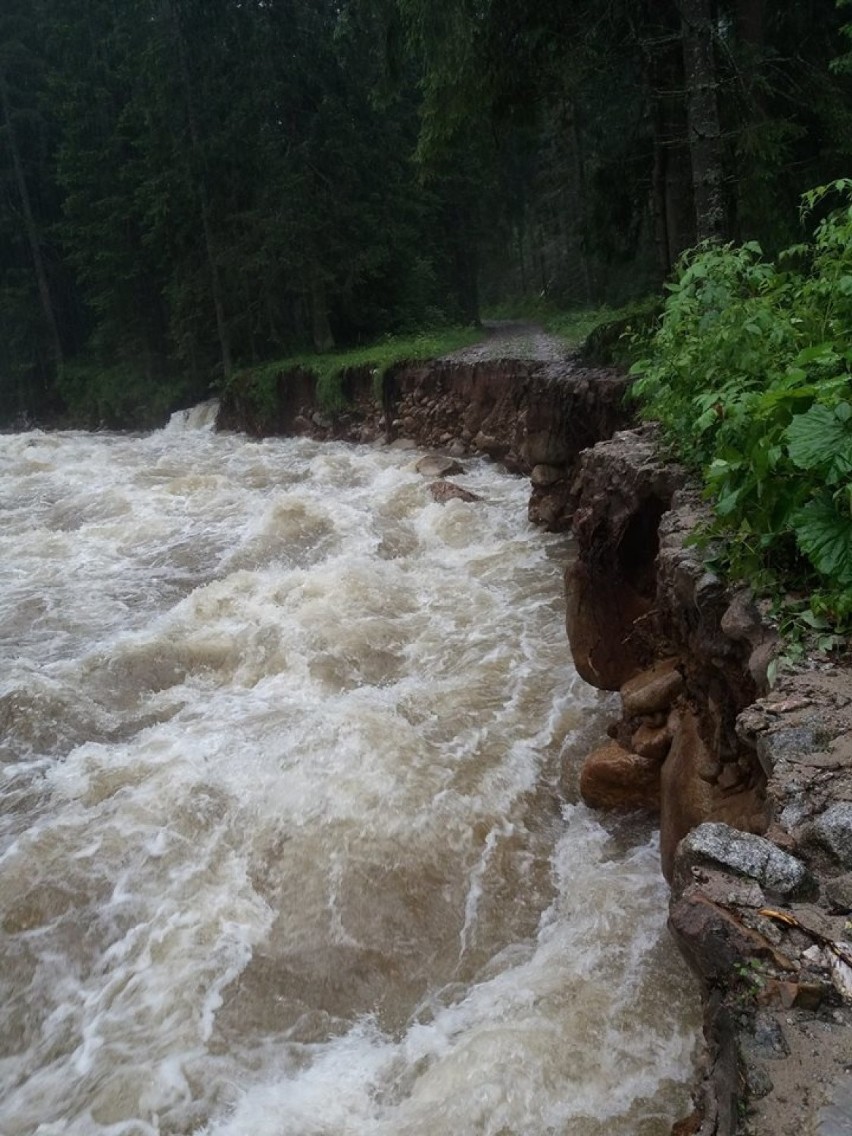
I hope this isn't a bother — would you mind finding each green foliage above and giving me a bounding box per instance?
[832,0,852,73]
[768,597,849,683]
[544,307,615,348]
[631,182,852,628]
[572,297,662,365]
[57,360,196,429]
[734,958,767,997]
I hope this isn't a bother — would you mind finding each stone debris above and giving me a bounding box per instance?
[428,481,481,505]
[415,454,464,478]
[563,425,852,1135]
[810,803,852,869]
[578,740,660,811]
[829,947,852,1000]
[826,873,852,913]
[631,719,672,761]
[530,463,563,487]
[676,822,815,900]
[621,657,684,717]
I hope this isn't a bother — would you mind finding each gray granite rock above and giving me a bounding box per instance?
[676,821,816,899]
[826,873,852,913]
[757,724,824,776]
[415,454,464,478]
[812,804,852,869]
[749,1011,791,1059]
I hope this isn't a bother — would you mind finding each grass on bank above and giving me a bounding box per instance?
[225,325,486,415]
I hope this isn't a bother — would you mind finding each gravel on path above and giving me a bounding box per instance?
[441,320,571,364]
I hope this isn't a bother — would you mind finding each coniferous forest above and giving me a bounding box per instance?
[1,0,851,428]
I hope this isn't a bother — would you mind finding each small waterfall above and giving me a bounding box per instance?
[165,397,220,432]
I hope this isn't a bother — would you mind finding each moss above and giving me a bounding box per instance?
[577,297,663,365]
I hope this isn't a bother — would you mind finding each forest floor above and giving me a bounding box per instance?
[442,320,572,364]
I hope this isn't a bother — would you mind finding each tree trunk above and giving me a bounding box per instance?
[169,0,232,381]
[731,0,767,240]
[735,0,764,46]
[678,0,727,243]
[0,61,64,376]
[649,112,672,278]
[568,105,594,304]
[515,225,528,295]
[310,265,335,354]
[637,3,696,274]
[451,205,480,325]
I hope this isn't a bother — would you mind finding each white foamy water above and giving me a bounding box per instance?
[0,420,699,1136]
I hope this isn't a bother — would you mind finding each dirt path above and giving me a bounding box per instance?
[442,320,571,364]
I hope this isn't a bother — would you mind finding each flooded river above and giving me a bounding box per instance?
[0,415,698,1135]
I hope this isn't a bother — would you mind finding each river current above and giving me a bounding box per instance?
[0,411,699,1136]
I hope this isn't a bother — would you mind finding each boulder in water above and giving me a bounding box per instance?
[579,740,661,811]
[416,454,464,477]
[429,481,481,504]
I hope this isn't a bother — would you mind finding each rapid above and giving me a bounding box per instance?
[0,412,699,1136]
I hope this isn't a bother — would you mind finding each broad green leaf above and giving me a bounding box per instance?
[781,368,808,384]
[708,458,732,476]
[795,344,839,365]
[787,403,852,482]
[800,608,831,629]
[716,486,744,516]
[793,496,852,586]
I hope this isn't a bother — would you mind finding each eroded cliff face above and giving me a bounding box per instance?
[563,426,774,878]
[566,425,852,1136]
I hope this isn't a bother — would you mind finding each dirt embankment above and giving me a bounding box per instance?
[566,425,852,1136]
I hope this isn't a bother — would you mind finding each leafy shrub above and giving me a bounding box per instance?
[630,181,852,625]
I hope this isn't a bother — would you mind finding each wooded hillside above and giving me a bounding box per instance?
[1,0,850,426]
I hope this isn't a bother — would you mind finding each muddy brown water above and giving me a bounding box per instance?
[0,412,699,1135]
